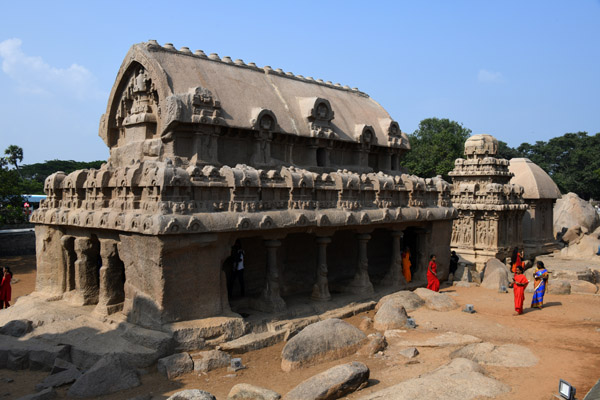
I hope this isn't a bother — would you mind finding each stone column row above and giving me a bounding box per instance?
[60,235,125,315]
[310,229,408,302]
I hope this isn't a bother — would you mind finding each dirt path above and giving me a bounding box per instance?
[1,255,599,399]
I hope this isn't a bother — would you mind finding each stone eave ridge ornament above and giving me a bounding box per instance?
[32,162,456,236]
[144,40,369,98]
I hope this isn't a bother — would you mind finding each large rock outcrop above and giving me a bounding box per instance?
[67,354,141,397]
[228,383,281,400]
[167,390,216,400]
[357,358,509,400]
[414,288,459,311]
[373,299,411,331]
[559,228,600,260]
[285,362,369,400]
[481,258,511,290]
[554,192,599,235]
[374,291,424,313]
[157,352,194,379]
[450,342,538,367]
[281,319,366,372]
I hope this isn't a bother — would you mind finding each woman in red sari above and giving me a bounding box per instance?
[426,254,440,292]
[0,267,12,309]
[513,266,529,315]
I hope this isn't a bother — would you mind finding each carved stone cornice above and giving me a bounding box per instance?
[32,162,455,235]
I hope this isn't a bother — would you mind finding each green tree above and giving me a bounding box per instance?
[4,144,23,178]
[496,140,522,160]
[516,132,600,200]
[0,145,106,224]
[19,159,104,194]
[0,150,26,225]
[402,118,472,180]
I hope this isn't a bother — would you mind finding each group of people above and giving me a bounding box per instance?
[0,267,12,309]
[511,247,549,315]
[424,246,550,316]
[224,240,550,316]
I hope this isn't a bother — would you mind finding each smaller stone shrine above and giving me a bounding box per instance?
[449,134,528,269]
[508,158,561,257]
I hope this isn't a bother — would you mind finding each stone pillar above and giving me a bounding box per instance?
[347,233,374,294]
[382,230,406,287]
[95,239,125,315]
[250,132,272,166]
[382,150,392,171]
[253,239,286,312]
[60,235,76,292]
[311,237,332,301]
[73,237,100,305]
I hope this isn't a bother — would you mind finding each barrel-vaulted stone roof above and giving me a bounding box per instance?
[508,158,561,200]
[99,40,409,151]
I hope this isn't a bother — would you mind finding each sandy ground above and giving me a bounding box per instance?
[1,254,599,399]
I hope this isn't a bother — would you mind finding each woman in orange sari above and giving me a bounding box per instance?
[426,254,439,292]
[402,247,411,283]
[513,266,529,315]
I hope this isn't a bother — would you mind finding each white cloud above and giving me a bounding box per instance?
[477,69,505,83]
[0,38,105,100]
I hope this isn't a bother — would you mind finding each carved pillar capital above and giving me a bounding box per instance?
[356,233,371,242]
[264,239,282,248]
[391,230,404,239]
[315,236,332,245]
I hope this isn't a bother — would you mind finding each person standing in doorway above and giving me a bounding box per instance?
[449,251,459,280]
[402,247,412,283]
[426,254,440,292]
[228,240,245,298]
[0,267,12,309]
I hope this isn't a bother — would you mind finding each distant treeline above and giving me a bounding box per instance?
[19,160,105,194]
[402,118,600,200]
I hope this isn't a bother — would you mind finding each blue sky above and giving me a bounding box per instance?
[0,1,599,164]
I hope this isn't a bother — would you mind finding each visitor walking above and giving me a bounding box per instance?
[228,240,245,298]
[402,247,412,283]
[449,251,459,280]
[513,266,529,315]
[0,267,12,309]
[531,261,549,309]
[426,254,440,292]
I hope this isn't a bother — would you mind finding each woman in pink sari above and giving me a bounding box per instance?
[426,254,440,292]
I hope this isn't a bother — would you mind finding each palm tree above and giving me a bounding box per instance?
[4,145,23,178]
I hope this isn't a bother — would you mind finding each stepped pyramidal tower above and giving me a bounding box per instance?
[449,134,528,269]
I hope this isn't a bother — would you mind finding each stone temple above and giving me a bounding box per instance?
[449,134,528,270]
[30,41,455,333]
[508,158,561,257]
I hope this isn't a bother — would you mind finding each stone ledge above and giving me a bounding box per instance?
[220,331,286,354]
[32,206,456,235]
